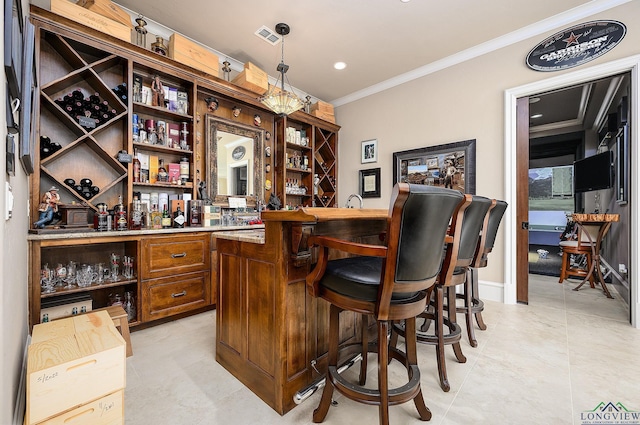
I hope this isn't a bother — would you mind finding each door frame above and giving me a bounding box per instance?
[504,54,640,328]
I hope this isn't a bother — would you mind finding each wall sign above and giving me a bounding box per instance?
[526,20,626,72]
[232,146,246,160]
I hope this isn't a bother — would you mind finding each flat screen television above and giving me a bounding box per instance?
[573,151,613,193]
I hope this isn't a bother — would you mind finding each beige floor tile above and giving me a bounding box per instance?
[124,274,636,424]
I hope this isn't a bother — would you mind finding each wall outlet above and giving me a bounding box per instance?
[618,264,627,275]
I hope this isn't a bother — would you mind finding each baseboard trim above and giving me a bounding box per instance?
[12,335,30,425]
[478,280,505,303]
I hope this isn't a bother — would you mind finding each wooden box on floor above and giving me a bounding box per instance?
[36,390,124,425]
[26,311,126,425]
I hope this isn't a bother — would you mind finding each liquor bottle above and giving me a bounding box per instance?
[161,205,171,228]
[173,206,185,228]
[150,204,162,229]
[133,149,141,183]
[129,196,143,230]
[114,195,128,231]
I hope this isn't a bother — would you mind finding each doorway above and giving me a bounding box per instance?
[504,56,640,328]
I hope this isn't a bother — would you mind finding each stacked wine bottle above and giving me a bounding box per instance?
[112,83,128,103]
[54,89,118,129]
[64,177,100,200]
[40,135,62,159]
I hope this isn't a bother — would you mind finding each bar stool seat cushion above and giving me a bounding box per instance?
[321,257,419,302]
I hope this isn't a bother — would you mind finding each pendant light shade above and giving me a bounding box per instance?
[259,23,304,116]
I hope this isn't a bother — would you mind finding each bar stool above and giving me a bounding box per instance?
[558,224,598,287]
[306,183,463,425]
[456,199,507,347]
[392,194,491,392]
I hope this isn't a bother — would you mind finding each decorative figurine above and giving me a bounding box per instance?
[205,97,219,112]
[151,75,164,107]
[198,181,212,204]
[265,131,271,141]
[253,114,261,127]
[265,146,271,157]
[151,36,168,56]
[304,95,312,113]
[266,192,281,210]
[134,15,147,48]
[232,105,241,118]
[33,186,60,229]
[222,60,232,81]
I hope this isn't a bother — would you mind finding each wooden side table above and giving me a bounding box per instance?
[571,213,619,298]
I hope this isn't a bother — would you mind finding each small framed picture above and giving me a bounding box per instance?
[360,168,381,198]
[361,139,377,163]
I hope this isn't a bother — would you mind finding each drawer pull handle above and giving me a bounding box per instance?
[172,290,187,298]
[171,252,187,258]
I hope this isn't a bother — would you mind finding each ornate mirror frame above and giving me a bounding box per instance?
[206,115,264,204]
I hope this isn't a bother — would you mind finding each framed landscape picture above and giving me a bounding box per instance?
[393,139,476,194]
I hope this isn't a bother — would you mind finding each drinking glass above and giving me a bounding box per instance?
[40,264,56,294]
[110,253,120,282]
[122,256,135,280]
[64,261,77,289]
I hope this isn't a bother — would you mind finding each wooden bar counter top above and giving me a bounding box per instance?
[213,208,388,415]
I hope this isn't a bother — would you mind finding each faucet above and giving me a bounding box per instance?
[345,194,363,208]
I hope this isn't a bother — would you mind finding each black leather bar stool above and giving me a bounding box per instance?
[392,194,491,392]
[456,199,507,347]
[306,183,463,425]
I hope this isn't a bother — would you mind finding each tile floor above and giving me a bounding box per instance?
[124,275,639,424]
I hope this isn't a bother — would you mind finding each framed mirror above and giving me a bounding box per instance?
[206,115,264,203]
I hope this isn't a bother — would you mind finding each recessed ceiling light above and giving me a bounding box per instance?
[531,113,543,119]
[401,0,411,3]
[334,62,346,70]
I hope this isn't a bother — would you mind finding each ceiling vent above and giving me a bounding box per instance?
[255,25,282,45]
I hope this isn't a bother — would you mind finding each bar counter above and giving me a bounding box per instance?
[213,207,388,415]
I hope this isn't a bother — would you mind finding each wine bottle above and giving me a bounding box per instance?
[133,149,141,183]
[161,206,171,228]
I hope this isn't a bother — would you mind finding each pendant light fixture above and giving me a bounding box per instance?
[259,23,304,116]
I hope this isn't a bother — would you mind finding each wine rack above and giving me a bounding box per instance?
[37,30,128,211]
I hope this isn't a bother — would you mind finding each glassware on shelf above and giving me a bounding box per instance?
[95,262,108,284]
[76,264,97,287]
[122,256,135,280]
[123,291,136,322]
[64,261,77,289]
[110,253,120,281]
[40,264,56,294]
[110,292,123,306]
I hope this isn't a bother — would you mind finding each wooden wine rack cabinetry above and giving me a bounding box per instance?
[37,31,129,211]
[275,116,339,208]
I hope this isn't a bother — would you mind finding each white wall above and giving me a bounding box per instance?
[2,0,31,423]
[335,2,640,288]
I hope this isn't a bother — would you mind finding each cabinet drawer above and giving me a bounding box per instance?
[141,272,210,321]
[141,234,210,279]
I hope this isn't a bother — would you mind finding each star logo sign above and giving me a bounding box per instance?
[563,31,583,47]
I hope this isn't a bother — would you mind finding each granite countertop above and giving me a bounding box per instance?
[212,229,265,244]
[27,224,265,241]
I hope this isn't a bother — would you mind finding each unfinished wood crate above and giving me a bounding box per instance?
[49,0,132,42]
[169,33,219,77]
[36,390,124,425]
[232,62,268,94]
[26,310,126,425]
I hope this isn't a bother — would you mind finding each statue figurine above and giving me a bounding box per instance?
[34,186,61,229]
[198,181,212,205]
[151,74,164,107]
[266,193,281,210]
